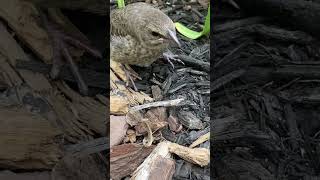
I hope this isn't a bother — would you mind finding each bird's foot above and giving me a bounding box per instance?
[162,50,184,69]
[39,10,102,95]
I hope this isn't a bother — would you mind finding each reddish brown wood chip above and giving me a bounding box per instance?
[110,115,128,148]
[148,157,175,180]
[110,144,155,180]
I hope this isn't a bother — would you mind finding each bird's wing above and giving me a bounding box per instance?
[110,8,130,37]
[110,35,137,64]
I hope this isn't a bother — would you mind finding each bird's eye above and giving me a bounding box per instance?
[151,31,161,37]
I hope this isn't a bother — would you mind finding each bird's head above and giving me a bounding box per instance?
[128,3,181,49]
[143,19,181,48]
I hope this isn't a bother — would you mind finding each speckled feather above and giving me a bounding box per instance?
[111,3,176,67]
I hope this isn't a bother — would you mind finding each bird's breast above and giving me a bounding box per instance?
[111,38,166,67]
[126,44,164,67]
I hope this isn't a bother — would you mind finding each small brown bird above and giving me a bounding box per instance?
[111,2,181,68]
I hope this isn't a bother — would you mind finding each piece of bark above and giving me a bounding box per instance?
[151,85,163,101]
[145,157,175,180]
[150,107,167,122]
[56,82,107,136]
[273,65,320,79]
[0,20,55,94]
[110,59,153,107]
[110,115,128,148]
[130,98,185,112]
[65,137,109,157]
[178,55,210,72]
[126,110,144,126]
[189,132,210,148]
[110,95,129,115]
[0,22,30,87]
[40,91,92,138]
[213,16,265,33]
[0,170,51,180]
[214,41,250,68]
[15,59,108,89]
[131,141,173,180]
[247,24,314,44]
[110,70,153,105]
[135,107,168,135]
[187,127,210,143]
[211,69,246,92]
[0,106,62,169]
[0,0,52,63]
[216,153,274,180]
[234,0,320,38]
[168,142,209,167]
[0,22,28,66]
[111,144,155,180]
[110,60,129,82]
[52,155,106,180]
[124,129,137,143]
[0,54,22,87]
[284,104,301,150]
[8,82,95,145]
[167,115,182,133]
[95,94,108,106]
[177,111,204,130]
[19,68,53,92]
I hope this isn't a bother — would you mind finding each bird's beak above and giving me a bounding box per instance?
[168,29,181,48]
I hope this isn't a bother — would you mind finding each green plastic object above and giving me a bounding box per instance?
[175,5,210,39]
[117,0,125,8]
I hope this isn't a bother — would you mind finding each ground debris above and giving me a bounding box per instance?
[213,1,320,179]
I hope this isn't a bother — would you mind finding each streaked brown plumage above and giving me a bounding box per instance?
[111,2,180,67]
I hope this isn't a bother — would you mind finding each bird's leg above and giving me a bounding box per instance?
[162,50,184,69]
[123,64,138,91]
[38,9,102,95]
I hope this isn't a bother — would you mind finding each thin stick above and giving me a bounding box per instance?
[130,98,185,112]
